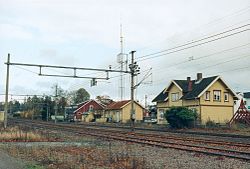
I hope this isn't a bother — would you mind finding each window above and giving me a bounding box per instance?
[171,93,179,102]
[213,90,221,101]
[159,109,165,119]
[224,92,229,102]
[204,91,210,101]
[89,105,94,111]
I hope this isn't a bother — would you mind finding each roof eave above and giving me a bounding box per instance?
[197,76,220,98]
[164,80,183,92]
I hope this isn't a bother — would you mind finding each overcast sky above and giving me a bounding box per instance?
[0,0,250,105]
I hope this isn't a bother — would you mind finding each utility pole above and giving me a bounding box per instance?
[4,54,10,128]
[46,95,49,122]
[130,51,135,131]
[46,102,49,122]
[129,51,140,131]
[9,96,12,115]
[54,84,58,124]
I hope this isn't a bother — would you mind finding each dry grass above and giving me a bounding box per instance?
[1,144,147,169]
[0,127,43,141]
[20,110,34,119]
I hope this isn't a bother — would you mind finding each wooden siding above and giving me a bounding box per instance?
[168,83,183,107]
[155,77,235,125]
[104,101,144,123]
[201,106,233,124]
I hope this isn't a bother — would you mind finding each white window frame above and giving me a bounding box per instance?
[171,93,179,102]
[89,105,94,111]
[204,91,210,101]
[224,92,229,102]
[159,109,165,119]
[213,90,221,101]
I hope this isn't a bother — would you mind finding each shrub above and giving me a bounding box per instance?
[165,107,197,128]
[205,118,217,128]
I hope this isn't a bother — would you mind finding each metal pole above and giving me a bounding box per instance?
[130,51,136,131]
[32,104,34,121]
[4,54,10,128]
[55,84,58,124]
[46,102,49,122]
[120,62,123,100]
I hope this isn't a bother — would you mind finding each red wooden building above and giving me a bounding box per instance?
[229,99,250,126]
[74,100,105,120]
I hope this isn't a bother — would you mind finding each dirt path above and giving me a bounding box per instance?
[0,151,26,169]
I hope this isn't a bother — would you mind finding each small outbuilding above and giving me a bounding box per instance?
[104,100,144,123]
[74,100,105,121]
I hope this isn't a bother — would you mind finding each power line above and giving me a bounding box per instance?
[13,65,38,74]
[66,63,123,90]
[211,65,250,75]
[137,24,249,59]
[152,53,250,86]
[92,44,249,91]
[144,43,250,74]
[135,6,250,52]
[62,25,250,92]
[136,28,249,62]
[0,94,46,97]
[136,24,249,61]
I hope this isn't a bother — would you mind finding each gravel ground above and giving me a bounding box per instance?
[2,124,249,169]
[100,140,250,169]
[0,151,26,169]
[1,137,249,169]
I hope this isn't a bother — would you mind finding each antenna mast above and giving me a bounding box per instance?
[117,23,125,100]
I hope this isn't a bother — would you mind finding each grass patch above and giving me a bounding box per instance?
[26,164,44,169]
[1,142,148,169]
[0,127,44,141]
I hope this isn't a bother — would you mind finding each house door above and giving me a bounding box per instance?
[116,111,120,122]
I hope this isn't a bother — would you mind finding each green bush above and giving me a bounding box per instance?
[165,107,197,128]
[205,118,217,128]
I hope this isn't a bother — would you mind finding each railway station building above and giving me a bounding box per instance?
[153,73,238,125]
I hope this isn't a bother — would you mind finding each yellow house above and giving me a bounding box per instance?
[0,111,4,122]
[105,100,144,123]
[153,73,238,125]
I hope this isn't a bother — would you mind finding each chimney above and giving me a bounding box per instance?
[187,77,192,92]
[197,73,202,81]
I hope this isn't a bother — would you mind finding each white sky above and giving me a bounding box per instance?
[0,0,250,104]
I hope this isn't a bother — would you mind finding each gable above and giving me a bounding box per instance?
[167,82,182,94]
[165,81,183,92]
[122,101,145,110]
[106,100,130,110]
[182,76,218,99]
[74,100,104,113]
[152,89,168,102]
[197,77,238,99]
[77,100,89,108]
[154,75,238,103]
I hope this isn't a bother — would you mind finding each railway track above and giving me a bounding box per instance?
[76,122,250,139]
[9,118,250,161]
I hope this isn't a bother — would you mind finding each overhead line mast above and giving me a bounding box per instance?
[3,54,135,128]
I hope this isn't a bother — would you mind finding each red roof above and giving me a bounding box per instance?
[106,100,130,110]
[74,100,105,114]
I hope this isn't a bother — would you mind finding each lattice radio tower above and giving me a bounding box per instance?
[117,24,127,100]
